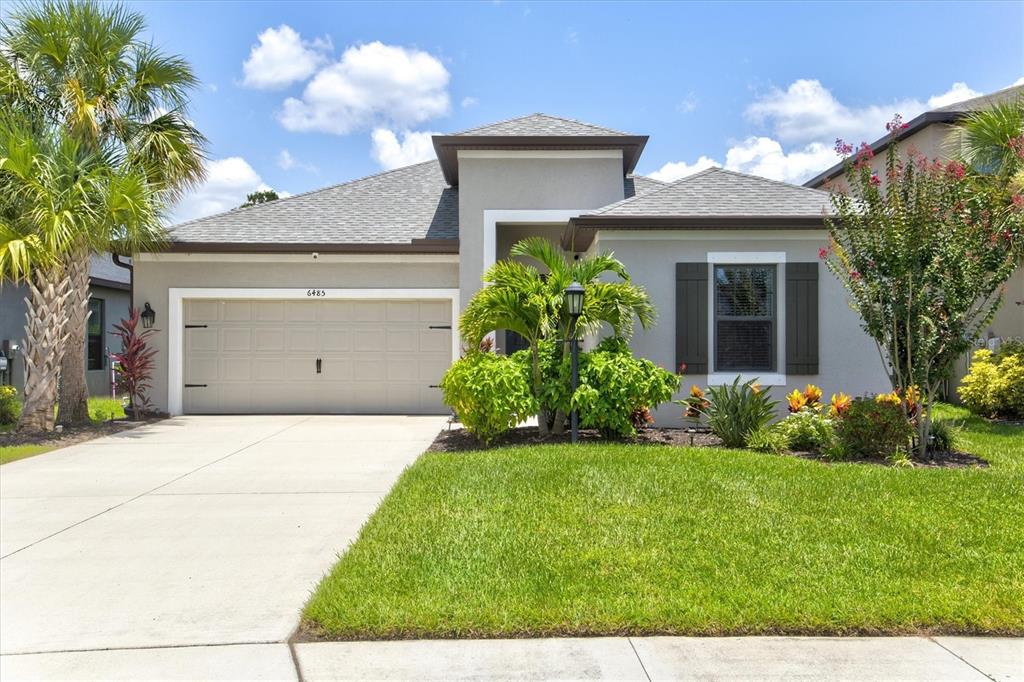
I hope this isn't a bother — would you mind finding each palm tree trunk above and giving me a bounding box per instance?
[18,268,72,433]
[57,248,92,425]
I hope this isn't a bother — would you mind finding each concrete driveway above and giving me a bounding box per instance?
[0,415,444,677]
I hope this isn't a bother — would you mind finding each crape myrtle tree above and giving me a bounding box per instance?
[459,237,655,436]
[823,115,1023,457]
[1,0,206,425]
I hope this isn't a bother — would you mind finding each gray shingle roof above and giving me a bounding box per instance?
[931,84,1024,113]
[624,174,665,198]
[453,113,631,137]
[591,168,831,217]
[167,160,458,246]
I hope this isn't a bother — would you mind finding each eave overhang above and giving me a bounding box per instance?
[160,238,459,254]
[562,215,829,251]
[431,134,649,186]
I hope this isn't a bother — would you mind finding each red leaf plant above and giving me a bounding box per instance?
[111,308,158,421]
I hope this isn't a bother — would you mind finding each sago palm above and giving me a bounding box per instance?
[0,112,161,432]
[1,0,206,424]
[955,99,1024,177]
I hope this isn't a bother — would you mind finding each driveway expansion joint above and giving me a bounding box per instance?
[927,637,999,681]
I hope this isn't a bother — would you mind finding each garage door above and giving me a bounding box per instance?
[182,298,452,414]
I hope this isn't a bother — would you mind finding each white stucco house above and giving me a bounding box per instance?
[137,109,1000,421]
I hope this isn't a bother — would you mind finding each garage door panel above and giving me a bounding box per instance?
[183,298,451,414]
[253,301,285,321]
[253,328,285,351]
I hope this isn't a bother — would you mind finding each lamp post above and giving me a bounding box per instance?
[565,281,585,444]
[140,302,156,329]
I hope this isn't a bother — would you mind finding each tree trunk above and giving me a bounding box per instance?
[57,248,92,426]
[17,268,72,433]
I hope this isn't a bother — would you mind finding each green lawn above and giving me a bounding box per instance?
[0,396,127,465]
[302,404,1024,639]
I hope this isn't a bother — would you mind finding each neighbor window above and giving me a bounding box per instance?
[713,265,776,372]
[87,298,104,371]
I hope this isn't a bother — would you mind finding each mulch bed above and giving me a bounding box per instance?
[0,418,161,450]
[429,425,988,468]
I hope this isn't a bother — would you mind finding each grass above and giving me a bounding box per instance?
[0,396,127,465]
[302,403,1024,639]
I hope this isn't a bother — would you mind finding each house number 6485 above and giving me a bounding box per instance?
[306,289,326,297]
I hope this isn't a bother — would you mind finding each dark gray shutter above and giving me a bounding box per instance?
[786,262,819,375]
[676,263,709,374]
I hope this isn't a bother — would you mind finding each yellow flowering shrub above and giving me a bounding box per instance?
[958,349,1024,418]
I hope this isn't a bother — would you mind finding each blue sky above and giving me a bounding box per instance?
[122,0,1024,223]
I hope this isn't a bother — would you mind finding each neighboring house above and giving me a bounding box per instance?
[135,112,893,422]
[0,253,131,397]
[805,84,1024,384]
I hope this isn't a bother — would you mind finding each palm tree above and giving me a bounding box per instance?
[0,112,161,432]
[460,236,655,435]
[955,99,1024,177]
[1,0,206,424]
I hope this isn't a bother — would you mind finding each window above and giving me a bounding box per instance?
[87,298,104,371]
[714,265,776,372]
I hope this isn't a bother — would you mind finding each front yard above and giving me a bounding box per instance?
[302,404,1024,639]
[0,397,127,464]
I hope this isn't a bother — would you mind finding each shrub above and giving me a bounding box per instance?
[833,397,914,459]
[746,425,787,455]
[440,351,537,444]
[958,349,1024,418]
[777,409,835,452]
[0,385,19,425]
[680,377,778,448]
[111,309,158,421]
[570,337,680,437]
[928,419,958,452]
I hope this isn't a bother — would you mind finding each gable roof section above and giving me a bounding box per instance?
[432,113,648,185]
[565,168,831,250]
[453,113,630,137]
[805,84,1024,188]
[165,160,458,253]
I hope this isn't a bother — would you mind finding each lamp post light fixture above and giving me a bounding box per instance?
[140,302,156,329]
[565,281,585,444]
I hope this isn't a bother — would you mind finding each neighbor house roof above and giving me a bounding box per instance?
[165,160,460,253]
[432,113,649,185]
[564,167,831,250]
[805,84,1024,188]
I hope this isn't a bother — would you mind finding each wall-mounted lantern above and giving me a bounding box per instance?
[141,302,156,329]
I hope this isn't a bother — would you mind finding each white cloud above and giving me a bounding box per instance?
[370,128,438,170]
[1010,76,1024,87]
[647,155,720,182]
[242,25,332,90]
[169,157,270,223]
[724,137,836,184]
[745,79,983,145]
[461,96,479,108]
[677,92,698,113]
[279,41,450,135]
[926,81,982,108]
[277,149,317,172]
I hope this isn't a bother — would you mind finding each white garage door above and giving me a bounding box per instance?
[182,298,452,414]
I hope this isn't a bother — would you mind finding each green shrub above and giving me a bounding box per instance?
[681,377,778,448]
[928,419,958,452]
[777,409,835,452]
[570,337,680,437]
[440,351,538,444]
[958,348,1024,418]
[746,425,788,455]
[0,385,19,425]
[833,397,913,459]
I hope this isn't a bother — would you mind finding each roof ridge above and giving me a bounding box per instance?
[450,112,629,136]
[167,159,442,230]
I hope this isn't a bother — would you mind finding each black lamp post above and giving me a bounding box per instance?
[140,302,156,329]
[565,281,585,444]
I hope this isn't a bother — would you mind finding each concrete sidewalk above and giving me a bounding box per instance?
[2,636,1020,680]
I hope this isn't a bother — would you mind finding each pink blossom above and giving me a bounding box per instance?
[850,270,862,281]
[946,161,966,179]
[869,174,881,186]
[1013,195,1024,209]
[834,139,853,156]
[1009,136,1024,160]
[818,247,829,260]
[885,114,905,133]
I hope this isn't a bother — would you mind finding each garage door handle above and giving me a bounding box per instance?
[184,383,207,388]
[428,325,451,329]
[316,358,322,374]
[184,324,207,329]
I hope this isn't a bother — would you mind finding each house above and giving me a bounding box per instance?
[805,84,1024,383]
[135,112,897,421]
[0,254,131,397]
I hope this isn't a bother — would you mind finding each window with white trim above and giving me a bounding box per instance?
[713,265,776,372]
